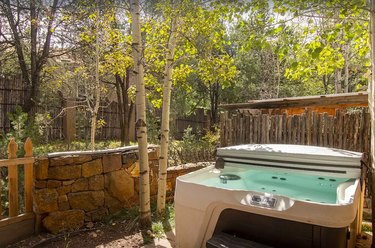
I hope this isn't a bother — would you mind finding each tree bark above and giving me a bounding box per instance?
[209,81,220,127]
[344,43,350,93]
[334,68,342,94]
[3,0,58,114]
[115,75,125,145]
[157,11,177,214]
[130,0,151,227]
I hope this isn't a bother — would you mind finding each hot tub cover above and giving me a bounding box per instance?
[217,144,363,178]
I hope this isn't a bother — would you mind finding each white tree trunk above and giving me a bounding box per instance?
[91,4,101,151]
[344,43,350,93]
[130,0,151,227]
[369,0,375,246]
[334,68,342,94]
[157,14,177,214]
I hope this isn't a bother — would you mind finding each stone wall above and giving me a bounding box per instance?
[33,146,211,233]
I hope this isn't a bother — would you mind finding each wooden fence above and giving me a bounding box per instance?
[173,108,210,140]
[220,109,371,154]
[0,138,35,246]
[0,75,122,141]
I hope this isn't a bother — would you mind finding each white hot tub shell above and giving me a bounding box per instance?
[174,144,363,248]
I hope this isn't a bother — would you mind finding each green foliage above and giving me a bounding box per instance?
[146,109,161,144]
[362,223,372,232]
[0,106,42,158]
[169,126,219,165]
[151,202,174,237]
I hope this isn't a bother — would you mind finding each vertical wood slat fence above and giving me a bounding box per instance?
[173,108,210,140]
[220,109,371,154]
[0,138,35,246]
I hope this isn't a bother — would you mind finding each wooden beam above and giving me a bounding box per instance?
[0,157,35,167]
[0,213,34,228]
[0,213,35,247]
[220,92,368,110]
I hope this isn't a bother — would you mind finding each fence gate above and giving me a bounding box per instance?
[0,138,35,247]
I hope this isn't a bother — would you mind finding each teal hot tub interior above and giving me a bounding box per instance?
[187,163,356,205]
[174,144,363,248]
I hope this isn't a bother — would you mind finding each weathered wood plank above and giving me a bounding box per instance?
[301,113,306,145]
[7,139,19,217]
[287,115,292,144]
[328,116,334,148]
[306,110,312,145]
[282,113,287,144]
[0,213,35,247]
[24,138,33,213]
[0,165,2,220]
[322,113,328,147]
[249,115,253,144]
[264,114,270,144]
[346,114,350,149]
[220,92,368,110]
[312,112,318,146]
[253,115,258,144]
[291,115,297,144]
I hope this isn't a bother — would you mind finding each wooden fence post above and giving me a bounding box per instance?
[0,163,2,220]
[24,138,33,213]
[7,139,18,217]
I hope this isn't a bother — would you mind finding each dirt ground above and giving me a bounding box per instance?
[7,219,175,248]
[8,221,372,248]
[6,206,373,248]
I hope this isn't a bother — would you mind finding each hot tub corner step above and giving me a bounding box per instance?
[206,232,273,248]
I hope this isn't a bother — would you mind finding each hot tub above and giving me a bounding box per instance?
[174,144,363,248]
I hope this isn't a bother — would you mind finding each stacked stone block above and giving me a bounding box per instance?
[32,147,210,234]
[33,148,158,233]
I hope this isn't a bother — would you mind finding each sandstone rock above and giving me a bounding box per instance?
[102,154,121,173]
[73,155,92,164]
[58,194,68,202]
[57,185,71,195]
[43,210,85,234]
[34,157,49,179]
[130,162,139,177]
[71,178,88,192]
[89,175,104,191]
[58,195,70,211]
[49,165,81,180]
[34,188,58,214]
[86,222,94,228]
[47,180,61,188]
[104,192,123,214]
[50,156,74,166]
[62,180,75,186]
[34,180,47,189]
[149,168,158,196]
[82,159,102,177]
[104,170,134,202]
[68,191,104,211]
[166,181,173,192]
[150,159,160,167]
[122,152,138,169]
[86,207,108,222]
[148,148,160,160]
[126,161,137,174]
[122,151,138,160]
[134,178,139,194]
